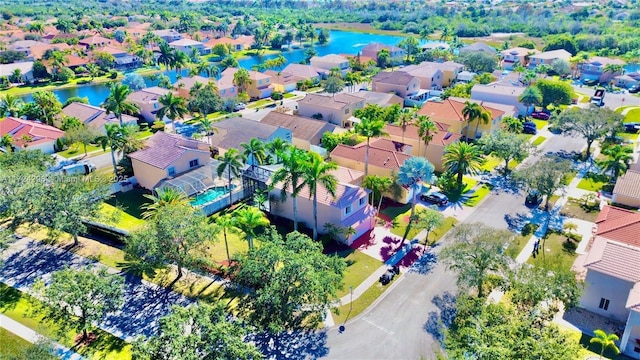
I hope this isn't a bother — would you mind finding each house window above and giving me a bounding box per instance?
[231,88,235,93]
[221,89,226,95]
[153,103,159,109]
[167,167,176,176]
[359,197,366,206]
[189,159,199,168]
[598,298,610,311]
[345,108,350,115]
[345,205,352,215]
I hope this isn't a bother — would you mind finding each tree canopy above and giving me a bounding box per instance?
[551,107,622,159]
[479,130,535,176]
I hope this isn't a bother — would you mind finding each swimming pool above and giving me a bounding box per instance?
[190,187,229,206]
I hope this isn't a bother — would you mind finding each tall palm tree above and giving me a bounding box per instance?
[216,148,245,207]
[603,63,623,76]
[233,68,252,94]
[233,206,269,250]
[215,213,237,263]
[461,101,484,141]
[157,42,176,69]
[266,137,290,164]
[240,138,267,165]
[303,153,338,240]
[398,157,435,240]
[355,117,388,177]
[0,94,23,117]
[173,50,190,75]
[271,147,308,231]
[518,86,543,116]
[439,26,453,42]
[362,175,393,215]
[32,90,61,126]
[157,93,188,134]
[104,83,139,126]
[196,116,216,146]
[141,187,189,219]
[416,115,437,158]
[442,142,483,187]
[396,108,415,144]
[28,22,45,34]
[589,329,620,360]
[600,145,633,182]
[97,124,127,175]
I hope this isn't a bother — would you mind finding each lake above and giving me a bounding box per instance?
[20,30,432,106]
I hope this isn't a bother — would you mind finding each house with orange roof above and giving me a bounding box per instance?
[577,205,640,357]
[28,43,71,60]
[297,93,365,128]
[0,117,65,154]
[127,86,172,122]
[220,67,273,99]
[78,35,114,49]
[41,33,78,44]
[361,43,405,62]
[418,97,512,139]
[371,71,421,98]
[269,165,374,245]
[205,35,254,51]
[173,75,217,99]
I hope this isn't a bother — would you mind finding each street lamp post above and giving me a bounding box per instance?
[339,286,353,333]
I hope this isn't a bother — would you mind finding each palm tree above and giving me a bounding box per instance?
[173,50,190,75]
[0,94,23,117]
[157,42,176,69]
[97,124,127,175]
[461,101,485,141]
[398,157,435,240]
[362,175,393,215]
[0,134,13,152]
[28,22,45,34]
[104,83,139,126]
[141,187,189,219]
[355,117,388,177]
[32,91,61,126]
[157,93,188,134]
[215,213,237,263]
[233,206,269,250]
[196,116,217,146]
[265,137,290,164]
[233,68,252,94]
[439,26,453,42]
[240,138,267,165]
[589,329,620,360]
[303,153,338,240]
[416,115,437,158]
[271,147,308,231]
[396,108,415,144]
[216,148,245,207]
[442,142,484,187]
[603,63,624,76]
[600,145,633,182]
[518,86,543,116]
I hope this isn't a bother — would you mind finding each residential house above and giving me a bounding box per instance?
[353,90,404,108]
[92,46,141,70]
[174,76,217,99]
[0,62,34,82]
[297,93,365,128]
[614,75,639,89]
[8,40,44,57]
[27,43,71,61]
[220,67,273,99]
[457,71,476,83]
[418,96,511,139]
[41,33,78,44]
[151,29,182,43]
[383,122,462,172]
[421,42,450,52]
[459,42,495,55]
[399,63,444,89]
[371,71,420,98]
[528,49,572,69]
[0,117,65,154]
[361,43,405,61]
[169,38,211,55]
[206,35,254,52]
[61,102,138,131]
[281,63,327,83]
[209,117,292,164]
[129,131,211,190]
[470,84,528,115]
[215,73,238,99]
[330,137,413,203]
[263,70,298,93]
[613,170,640,208]
[500,47,540,70]
[260,112,336,153]
[127,86,172,123]
[78,35,114,49]
[578,205,640,357]
[309,54,350,76]
[581,57,626,84]
[270,166,374,245]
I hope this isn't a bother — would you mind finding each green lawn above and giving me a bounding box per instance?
[531,119,548,131]
[0,283,132,360]
[560,197,600,222]
[202,229,253,263]
[505,234,532,259]
[380,203,412,221]
[327,249,382,298]
[621,132,639,142]
[134,129,153,139]
[563,170,577,186]
[0,328,32,358]
[331,276,397,325]
[464,184,493,207]
[105,188,150,220]
[97,203,146,232]
[481,155,502,172]
[283,93,296,98]
[247,99,275,108]
[531,136,547,146]
[577,172,609,192]
[57,143,105,158]
[388,205,457,244]
[527,231,578,272]
[623,108,640,123]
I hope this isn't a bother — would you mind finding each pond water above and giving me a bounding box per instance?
[625,63,640,74]
[19,30,433,106]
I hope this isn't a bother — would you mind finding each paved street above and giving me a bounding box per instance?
[572,84,640,110]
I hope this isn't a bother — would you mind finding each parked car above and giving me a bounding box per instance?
[62,162,96,176]
[525,190,542,207]
[583,79,598,86]
[420,191,449,206]
[523,121,537,135]
[629,85,640,94]
[531,112,550,120]
[379,266,400,285]
[233,103,246,111]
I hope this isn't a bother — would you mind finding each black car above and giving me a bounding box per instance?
[379,266,400,285]
[525,191,542,206]
[420,191,449,206]
[629,85,640,94]
[523,121,537,135]
[583,79,598,86]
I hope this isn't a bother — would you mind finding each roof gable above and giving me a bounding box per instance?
[128,131,209,169]
[595,205,640,247]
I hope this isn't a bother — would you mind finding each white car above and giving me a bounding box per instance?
[233,103,246,111]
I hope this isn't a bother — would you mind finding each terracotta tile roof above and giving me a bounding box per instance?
[418,97,505,123]
[127,87,171,103]
[583,237,640,282]
[298,93,364,110]
[372,71,417,86]
[260,112,335,144]
[595,205,640,247]
[79,35,113,47]
[28,43,71,60]
[330,138,411,171]
[384,122,461,147]
[210,117,282,151]
[128,131,209,169]
[613,170,640,200]
[174,75,214,90]
[331,166,364,185]
[273,173,369,208]
[281,63,327,79]
[0,117,65,147]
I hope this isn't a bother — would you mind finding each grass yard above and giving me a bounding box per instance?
[0,283,132,360]
[97,203,146,232]
[326,249,382,298]
[504,234,531,259]
[57,143,105,158]
[562,170,577,186]
[531,119,548,131]
[560,197,600,222]
[283,93,296,98]
[481,155,501,172]
[388,205,457,244]
[531,136,547,146]
[331,276,397,325]
[0,328,32,358]
[134,129,153,139]
[379,202,412,221]
[621,132,639,142]
[105,188,150,220]
[464,184,493,207]
[247,99,275,108]
[202,228,255,264]
[526,231,578,272]
[577,172,609,192]
[623,108,640,123]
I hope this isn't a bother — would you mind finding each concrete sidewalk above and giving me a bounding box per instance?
[0,314,86,360]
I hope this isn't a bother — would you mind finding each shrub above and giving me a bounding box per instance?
[436,171,459,194]
[109,70,118,79]
[271,92,283,100]
[521,223,539,237]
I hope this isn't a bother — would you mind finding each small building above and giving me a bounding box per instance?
[220,68,273,99]
[281,63,327,83]
[527,49,572,69]
[127,87,172,123]
[361,43,405,61]
[371,71,421,98]
[614,75,639,89]
[27,43,71,61]
[263,70,298,93]
[581,57,626,84]
[613,170,640,209]
[457,70,477,83]
[500,47,540,70]
[61,102,138,131]
[260,112,336,153]
[398,63,444,90]
[0,117,65,154]
[297,93,365,128]
[470,84,528,115]
[169,39,211,55]
[8,40,44,57]
[128,131,211,191]
[309,54,350,76]
[151,29,182,43]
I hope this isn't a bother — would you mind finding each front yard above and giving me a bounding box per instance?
[560,197,600,222]
[386,205,457,244]
[526,231,578,272]
[326,248,382,298]
[577,172,609,192]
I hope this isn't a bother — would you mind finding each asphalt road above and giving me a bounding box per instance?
[572,84,640,110]
[322,132,587,360]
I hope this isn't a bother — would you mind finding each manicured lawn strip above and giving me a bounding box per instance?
[389,205,457,244]
[426,217,457,245]
[531,119,548,131]
[331,276,398,325]
[379,203,412,221]
[623,108,640,123]
[134,129,153,139]
[560,198,600,222]
[531,136,547,146]
[97,203,146,232]
[621,132,639,142]
[481,155,501,172]
[562,170,577,186]
[247,99,275,108]
[57,143,105,159]
[283,93,296,98]
[202,230,254,263]
[505,235,531,259]
[577,172,609,192]
[464,184,493,207]
[526,232,577,272]
[328,250,382,298]
[0,328,32,357]
[105,188,150,220]
[0,283,132,360]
